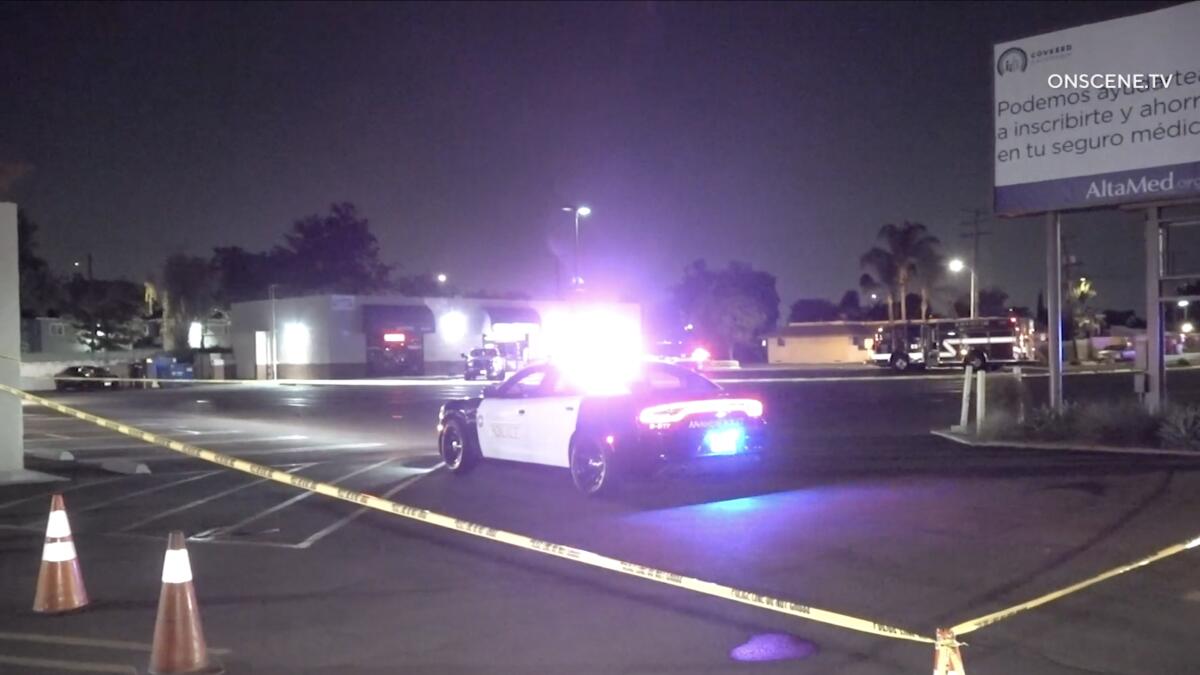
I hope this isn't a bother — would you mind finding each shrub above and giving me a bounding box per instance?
[1160,406,1200,451]
[1020,403,1078,442]
[1073,400,1159,447]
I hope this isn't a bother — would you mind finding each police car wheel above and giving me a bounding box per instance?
[440,418,478,474]
[890,354,910,372]
[570,437,616,497]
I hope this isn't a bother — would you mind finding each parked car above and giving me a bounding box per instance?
[54,366,121,391]
[1099,343,1136,363]
[437,361,766,495]
[462,348,506,380]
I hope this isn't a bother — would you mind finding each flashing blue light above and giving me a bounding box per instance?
[704,426,745,455]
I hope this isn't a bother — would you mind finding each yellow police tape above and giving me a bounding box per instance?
[951,532,1200,636]
[0,383,932,645]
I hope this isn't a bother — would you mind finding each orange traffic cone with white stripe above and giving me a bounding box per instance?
[149,531,219,674]
[933,628,965,675]
[33,494,89,613]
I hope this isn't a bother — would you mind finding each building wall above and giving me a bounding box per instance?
[768,334,867,364]
[21,318,88,355]
[230,294,642,379]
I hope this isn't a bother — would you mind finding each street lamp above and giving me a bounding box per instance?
[563,206,591,287]
[948,258,977,319]
[436,273,447,284]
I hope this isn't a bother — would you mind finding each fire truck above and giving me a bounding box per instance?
[869,316,1036,372]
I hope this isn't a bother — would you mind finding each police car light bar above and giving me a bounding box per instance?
[638,398,763,426]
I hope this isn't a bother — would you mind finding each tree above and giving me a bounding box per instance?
[860,222,941,325]
[954,286,1009,318]
[836,290,861,319]
[162,253,216,352]
[277,202,391,294]
[859,256,897,324]
[65,276,142,352]
[788,298,839,323]
[705,290,767,360]
[17,209,63,317]
[212,246,280,306]
[671,260,779,359]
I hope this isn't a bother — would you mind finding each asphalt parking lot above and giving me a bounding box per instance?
[3,369,1200,674]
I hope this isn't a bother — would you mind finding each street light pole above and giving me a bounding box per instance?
[564,206,590,288]
[269,284,279,381]
[948,258,977,319]
[969,267,977,319]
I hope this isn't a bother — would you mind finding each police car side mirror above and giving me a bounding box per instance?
[482,385,499,397]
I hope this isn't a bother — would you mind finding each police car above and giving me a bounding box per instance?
[437,361,765,496]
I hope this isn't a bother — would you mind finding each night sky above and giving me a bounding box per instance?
[0,1,1179,313]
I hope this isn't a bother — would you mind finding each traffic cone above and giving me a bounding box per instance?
[33,494,89,613]
[149,531,219,674]
[932,628,965,675]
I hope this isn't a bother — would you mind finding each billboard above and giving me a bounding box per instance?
[993,2,1200,215]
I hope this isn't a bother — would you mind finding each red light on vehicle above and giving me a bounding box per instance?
[1009,317,1017,324]
[638,398,763,426]
[383,332,407,343]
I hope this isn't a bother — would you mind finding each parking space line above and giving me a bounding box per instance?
[18,472,222,528]
[216,458,397,535]
[0,654,137,674]
[0,477,128,511]
[0,631,231,655]
[297,469,438,548]
[113,442,388,462]
[118,464,315,532]
[22,434,311,452]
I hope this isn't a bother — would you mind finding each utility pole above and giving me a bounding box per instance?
[959,209,991,317]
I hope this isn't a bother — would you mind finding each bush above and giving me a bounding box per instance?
[1073,400,1159,447]
[1160,406,1200,451]
[1020,403,1078,442]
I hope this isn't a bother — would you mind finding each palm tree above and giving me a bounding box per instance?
[859,255,897,324]
[863,222,941,324]
[915,246,946,322]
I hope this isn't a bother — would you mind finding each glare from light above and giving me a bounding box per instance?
[542,306,643,395]
[691,347,711,362]
[1183,322,1195,334]
[439,310,469,343]
[684,323,694,331]
[281,323,311,364]
[436,273,448,284]
[1180,300,1191,308]
[576,206,591,217]
[605,434,615,446]
[704,427,745,455]
[948,259,965,273]
[188,321,203,349]
[383,332,406,343]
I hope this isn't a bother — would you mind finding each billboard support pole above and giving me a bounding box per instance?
[0,203,60,484]
[1145,206,1164,413]
[1046,211,1063,412]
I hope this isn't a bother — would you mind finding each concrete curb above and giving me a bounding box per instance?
[930,428,1200,458]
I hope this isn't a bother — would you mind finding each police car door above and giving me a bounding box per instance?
[476,366,549,461]
[517,369,582,468]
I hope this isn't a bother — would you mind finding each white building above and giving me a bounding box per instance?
[229,294,642,379]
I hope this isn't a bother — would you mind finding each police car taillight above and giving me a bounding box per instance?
[638,398,763,428]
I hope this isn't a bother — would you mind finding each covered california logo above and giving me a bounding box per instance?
[996,47,1028,77]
